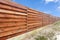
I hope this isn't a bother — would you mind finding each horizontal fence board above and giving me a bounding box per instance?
[0,4,27,13]
[0,19,26,22]
[0,26,27,33]
[0,28,27,37]
[0,22,26,28]
[0,14,27,19]
[0,9,27,15]
[28,9,41,14]
[0,0,27,9]
[28,13,38,14]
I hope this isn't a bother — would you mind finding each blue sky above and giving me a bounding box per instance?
[12,0,60,17]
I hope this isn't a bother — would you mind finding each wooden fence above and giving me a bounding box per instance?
[0,0,60,40]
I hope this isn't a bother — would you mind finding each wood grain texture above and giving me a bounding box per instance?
[0,0,60,39]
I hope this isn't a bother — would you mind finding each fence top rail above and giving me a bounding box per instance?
[0,0,27,10]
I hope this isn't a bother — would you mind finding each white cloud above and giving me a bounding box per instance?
[58,6,60,9]
[56,6,60,13]
[45,0,59,4]
[57,6,60,11]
